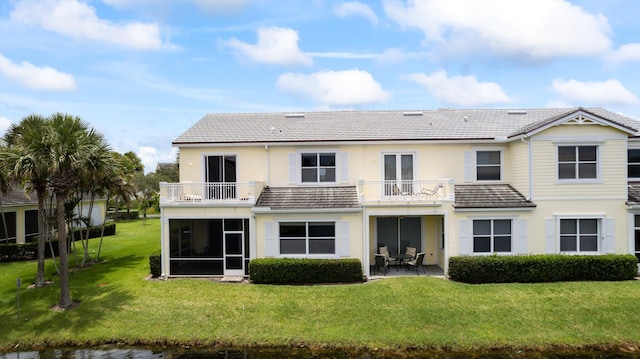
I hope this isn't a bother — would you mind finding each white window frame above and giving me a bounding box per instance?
[277,220,337,257]
[555,143,601,183]
[298,150,338,185]
[556,215,602,254]
[471,218,514,255]
[475,149,503,182]
[628,145,640,180]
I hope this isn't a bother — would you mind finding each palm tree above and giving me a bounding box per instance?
[46,113,111,309]
[0,150,12,243]
[3,115,51,288]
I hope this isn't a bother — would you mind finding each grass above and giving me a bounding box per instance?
[2,218,640,353]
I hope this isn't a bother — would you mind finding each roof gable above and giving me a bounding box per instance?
[509,108,639,138]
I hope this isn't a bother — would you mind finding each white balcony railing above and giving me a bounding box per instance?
[160,181,264,204]
[357,179,454,202]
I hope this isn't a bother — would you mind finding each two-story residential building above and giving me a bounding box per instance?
[159,107,640,278]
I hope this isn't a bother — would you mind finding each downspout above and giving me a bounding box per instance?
[521,137,533,200]
[265,145,270,187]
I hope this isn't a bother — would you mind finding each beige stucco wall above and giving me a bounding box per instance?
[179,146,267,184]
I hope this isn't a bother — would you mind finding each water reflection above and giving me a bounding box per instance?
[2,348,640,359]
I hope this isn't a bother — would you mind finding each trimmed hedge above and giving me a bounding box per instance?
[448,254,638,284]
[249,258,364,284]
[149,250,161,278]
[0,223,116,263]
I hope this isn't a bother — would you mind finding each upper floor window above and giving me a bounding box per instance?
[559,218,599,253]
[629,149,640,179]
[301,153,335,183]
[558,145,597,180]
[473,219,512,253]
[476,150,501,181]
[279,222,335,255]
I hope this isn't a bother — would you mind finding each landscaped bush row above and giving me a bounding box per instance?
[448,254,638,284]
[0,223,116,263]
[149,250,161,278]
[107,210,139,220]
[249,258,364,284]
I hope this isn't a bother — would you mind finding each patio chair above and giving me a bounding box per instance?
[405,246,417,262]
[373,254,388,276]
[406,252,426,275]
[420,182,444,199]
[378,246,398,266]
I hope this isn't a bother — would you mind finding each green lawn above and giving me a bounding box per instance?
[2,218,640,352]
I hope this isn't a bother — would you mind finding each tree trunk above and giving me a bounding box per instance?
[35,191,46,287]
[56,193,72,309]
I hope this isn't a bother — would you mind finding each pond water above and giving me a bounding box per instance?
[2,348,640,359]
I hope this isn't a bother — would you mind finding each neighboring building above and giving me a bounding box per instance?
[159,107,640,278]
[0,187,107,245]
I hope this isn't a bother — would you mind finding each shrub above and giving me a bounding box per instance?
[149,251,161,278]
[249,258,364,284]
[448,254,638,284]
[0,223,116,263]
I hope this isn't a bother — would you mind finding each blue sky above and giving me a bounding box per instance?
[1,0,639,172]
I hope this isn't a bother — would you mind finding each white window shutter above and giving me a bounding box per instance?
[288,153,297,184]
[264,222,275,257]
[516,219,527,254]
[339,221,350,256]
[464,151,474,182]
[340,152,349,183]
[458,219,471,255]
[604,218,615,254]
[545,219,555,253]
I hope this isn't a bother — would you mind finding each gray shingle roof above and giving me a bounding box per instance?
[453,184,536,209]
[173,108,640,145]
[255,186,360,210]
[0,187,37,206]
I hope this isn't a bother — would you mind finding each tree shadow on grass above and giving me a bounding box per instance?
[3,254,146,343]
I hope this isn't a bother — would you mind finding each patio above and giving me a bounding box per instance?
[369,264,445,279]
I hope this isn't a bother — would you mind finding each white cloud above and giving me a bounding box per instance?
[103,0,249,13]
[276,69,390,106]
[551,78,639,105]
[138,146,159,173]
[0,54,77,91]
[377,48,426,63]
[404,70,510,106]
[608,43,640,64]
[383,0,611,60]
[224,27,313,66]
[10,0,168,50]
[335,2,378,25]
[0,116,12,135]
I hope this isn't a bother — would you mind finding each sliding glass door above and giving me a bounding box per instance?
[376,217,421,255]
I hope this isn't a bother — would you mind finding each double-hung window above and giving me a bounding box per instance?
[279,222,335,255]
[559,218,599,253]
[472,219,512,253]
[476,150,501,181]
[558,145,597,180]
[301,153,336,183]
[629,149,640,179]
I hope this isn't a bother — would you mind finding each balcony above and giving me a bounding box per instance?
[357,179,454,203]
[159,181,265,205]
